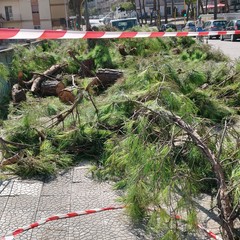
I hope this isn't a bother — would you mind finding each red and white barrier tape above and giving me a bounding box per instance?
[0,28,240,39]
[1,206,124,240]
[197,224,222,240]
[173,215,222,240]
[1,205,222,240]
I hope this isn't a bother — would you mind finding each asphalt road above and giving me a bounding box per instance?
[208,38,240,61]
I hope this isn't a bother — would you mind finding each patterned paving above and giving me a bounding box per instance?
[0,163,149,240]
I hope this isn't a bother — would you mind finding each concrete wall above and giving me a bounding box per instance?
[0,0,33,28]
[0,0,53,29]
[49,0,67,29]
[39,0,52,29]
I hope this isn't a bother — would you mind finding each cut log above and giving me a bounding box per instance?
[86,69,123,93]
[96,68,123,83]
[11,84,26,104]
[58,87,79,104]
[30,64,66,94]
[40,80,65,96]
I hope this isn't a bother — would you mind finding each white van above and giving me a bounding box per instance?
[110,18,138,31]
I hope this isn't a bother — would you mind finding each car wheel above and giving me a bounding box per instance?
[231,34,236,42]
[220,35,224,41]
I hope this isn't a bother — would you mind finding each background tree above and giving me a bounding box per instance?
[69,0,84,28]
[138,0,144,25]
[150,0,157,25]
[164,0,168,23]
[157,0,161,28]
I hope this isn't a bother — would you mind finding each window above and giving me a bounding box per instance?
[32,5,39,13]
[5,6,13,21]
[167,7,172,15]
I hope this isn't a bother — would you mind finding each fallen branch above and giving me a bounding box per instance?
[0,137,36,148]
[132,100,236,240]
[48,91,83,128]
[0,152,24,167]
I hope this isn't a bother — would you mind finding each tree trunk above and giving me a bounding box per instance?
[199,0,204,14]
[164,0,168,23]
[157,0,161,30]
[138,0,143,25]
[30,64,66,94]
[142,0,148,24]
[40,80,65,96]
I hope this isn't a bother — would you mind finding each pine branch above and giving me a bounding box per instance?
[131,100,236,240]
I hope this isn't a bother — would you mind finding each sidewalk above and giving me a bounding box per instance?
[0,162,150,240]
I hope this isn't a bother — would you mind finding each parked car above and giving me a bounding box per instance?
[110,18,138,31]
[220,19,240,41]
[182,21,196,32]
[159,23,177,32]
[203,19,227,39]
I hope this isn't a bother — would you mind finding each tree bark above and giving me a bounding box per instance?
[40,80,65,96]
[30,64,66,94]
[85,69,123,94]
[11,84,26,104]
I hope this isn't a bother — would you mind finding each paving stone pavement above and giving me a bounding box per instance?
[0,161,232,240]
[0,163,150,240]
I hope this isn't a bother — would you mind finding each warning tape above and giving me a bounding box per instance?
[1,206,124,240]
[173,214,222,240]
[0,205,222,240]
[0,28,240,39]
[197,224,223,240]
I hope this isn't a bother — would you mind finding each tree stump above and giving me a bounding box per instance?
[11,84,26,104]
[40,80,65,96]
[58,87,79,104]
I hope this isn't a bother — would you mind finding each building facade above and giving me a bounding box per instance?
[0,0,68,29]
[135,0,184,17]
[95,0,128,15]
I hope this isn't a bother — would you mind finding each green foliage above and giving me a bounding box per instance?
[0,63,9,79]
[10,43,60,80]
[181,70,206,93]
[181,51,190,61]
[1,30,240,238]
[88,44,115,69]
[10,142,72,178]
[177,36,195,48]
[190,90,233,123]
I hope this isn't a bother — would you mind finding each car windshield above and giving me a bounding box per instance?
[213,21,226,27]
